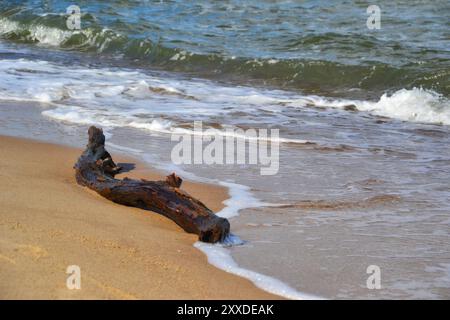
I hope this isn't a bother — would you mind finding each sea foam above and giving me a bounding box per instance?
[302,88,450,125]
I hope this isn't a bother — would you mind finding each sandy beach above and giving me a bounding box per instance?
[0,135,277,299]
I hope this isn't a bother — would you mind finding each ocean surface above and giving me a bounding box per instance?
[1,0,450,299]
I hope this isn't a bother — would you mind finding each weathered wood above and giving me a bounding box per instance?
[74,126,230,243]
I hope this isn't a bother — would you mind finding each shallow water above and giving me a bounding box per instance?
[1,1,450,299]
[1,0,449,97]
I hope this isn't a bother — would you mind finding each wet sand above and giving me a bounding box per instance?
[0,135,277,299]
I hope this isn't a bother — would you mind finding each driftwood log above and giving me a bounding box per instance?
[74,126,230,243]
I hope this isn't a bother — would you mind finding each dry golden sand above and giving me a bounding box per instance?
[0,135,277,299]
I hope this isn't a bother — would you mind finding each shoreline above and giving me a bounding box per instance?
[0,135,279,299]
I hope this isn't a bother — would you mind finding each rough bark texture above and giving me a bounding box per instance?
[74,126,230,243]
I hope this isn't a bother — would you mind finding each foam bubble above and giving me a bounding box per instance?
[128,119,173,132]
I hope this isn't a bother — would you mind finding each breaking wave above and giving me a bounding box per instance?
[0,13,448,97]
